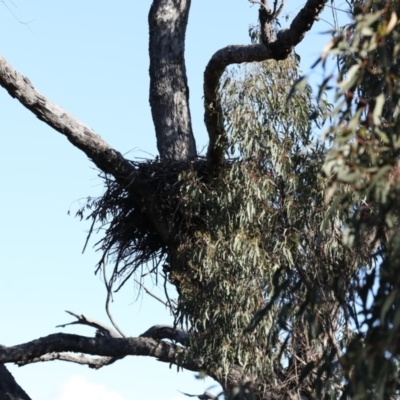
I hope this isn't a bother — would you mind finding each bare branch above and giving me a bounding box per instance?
[274,0,286,19]
[0,311,254,393]
[0,333,201,372]
[204,0,328,170]
[135,279,175,310]
[0,330,254,396]
[0,54,135,180]
[56,310,122,338]
[6,314,190,370]
[102,264,127,338]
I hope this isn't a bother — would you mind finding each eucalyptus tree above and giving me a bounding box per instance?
[318,0,400,397]
[2,0,398,399]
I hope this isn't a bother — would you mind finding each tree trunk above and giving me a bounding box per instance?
[149,0,197,161]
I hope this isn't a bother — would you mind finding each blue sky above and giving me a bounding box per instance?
[0,1,343,399]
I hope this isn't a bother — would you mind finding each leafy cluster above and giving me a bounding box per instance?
[174,56,365,397]
[317,0,400,397]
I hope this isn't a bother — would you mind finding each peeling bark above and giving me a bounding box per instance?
[149,0,197,161]
[204,0,328,169]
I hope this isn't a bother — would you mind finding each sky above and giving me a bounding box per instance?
[0,1,346,399]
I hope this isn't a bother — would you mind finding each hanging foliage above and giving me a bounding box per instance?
[316,0,400,397]
[172,55,368,397]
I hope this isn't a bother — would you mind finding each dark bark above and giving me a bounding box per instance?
[0,364,31,400]
[204,0,328,170]
[149,0,197,161]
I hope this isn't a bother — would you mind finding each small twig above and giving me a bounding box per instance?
[272,0,278,14]
[102,260,127,338]
[135,279,174,309]
[249,0,269,10]
[162,272,178,315]
[0,0,34,32]
[274,0,286,19]
[56,310,121,338]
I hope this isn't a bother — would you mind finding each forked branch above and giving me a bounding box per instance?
[0,312,192,371]
[56,310,122,338]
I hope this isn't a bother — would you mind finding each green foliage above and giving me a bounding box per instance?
[315,0,400,397]
[174,56,365,397]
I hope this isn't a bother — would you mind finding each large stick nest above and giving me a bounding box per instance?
[76,158,208,290]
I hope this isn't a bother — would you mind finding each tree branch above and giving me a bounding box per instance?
[135,279,176,310]
[204,0,328,170]
[56,310,122,338]
[0,315,256,395]
[0,334,201,372]
[4,314,190,370]
[0,53,174,246]
[58,312,188,351]
[0,54,134,180]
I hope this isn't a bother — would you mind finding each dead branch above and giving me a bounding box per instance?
[0,54,134,180]
[0,318,252,392]
[102,265,127,338]
[56,310,122,338]
[13,315,189,369]
[204,0,328,170]
[0,333,200,372]
[135,279,175,310]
